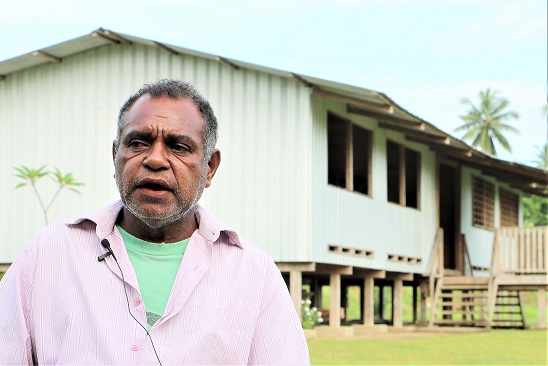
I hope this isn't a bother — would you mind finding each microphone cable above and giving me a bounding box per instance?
[98,239,163,366]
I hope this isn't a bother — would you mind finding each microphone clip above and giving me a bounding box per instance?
[98,251,112,262]
[98,238,116,262]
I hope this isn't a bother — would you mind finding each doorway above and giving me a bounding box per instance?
[439,163,460,271]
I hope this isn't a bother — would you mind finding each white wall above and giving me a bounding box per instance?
[460,166,523,271]
[0,43,313,263]
[309,95,438,274]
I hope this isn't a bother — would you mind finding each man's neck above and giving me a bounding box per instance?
[117,207,198,243]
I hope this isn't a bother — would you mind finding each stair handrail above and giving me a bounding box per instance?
[490,229,500,277]
[424,228,444,278]
[424,228,444,314]
[462,234,474,277]
[487,229,500,326]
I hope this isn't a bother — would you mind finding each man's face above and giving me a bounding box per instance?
[113,95,218,229]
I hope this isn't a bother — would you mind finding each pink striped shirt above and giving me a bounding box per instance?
[0,201,310,365]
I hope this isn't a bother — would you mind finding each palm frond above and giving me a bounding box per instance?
[491,128,512,153]
[455,88,519,156]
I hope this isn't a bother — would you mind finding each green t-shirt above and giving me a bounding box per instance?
[117,226,189,329]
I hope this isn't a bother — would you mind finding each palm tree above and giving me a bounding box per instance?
[455,88,519,156]
[532,142,548,170]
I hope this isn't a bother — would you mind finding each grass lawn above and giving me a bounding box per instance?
[308,330,547,365]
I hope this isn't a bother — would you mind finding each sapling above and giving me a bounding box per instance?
[14,165,84,225]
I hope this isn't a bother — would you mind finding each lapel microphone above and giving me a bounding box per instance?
[98,239,116,262]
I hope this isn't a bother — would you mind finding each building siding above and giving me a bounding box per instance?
[309,96,437,273]
[460,166,523,272]
[0,43,312,263]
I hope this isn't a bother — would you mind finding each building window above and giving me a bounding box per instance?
[500,188,519,227]
[327,114,371,195]
[386,140,420,208]
[472,177,495,229]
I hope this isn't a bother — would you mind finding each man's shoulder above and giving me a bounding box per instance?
[66,200,122,227]
[25,200,122,247]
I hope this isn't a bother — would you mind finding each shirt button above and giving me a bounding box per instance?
[133,298,141,307]
[131,344,139,352]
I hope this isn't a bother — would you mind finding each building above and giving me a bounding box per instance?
[1,28,546,331]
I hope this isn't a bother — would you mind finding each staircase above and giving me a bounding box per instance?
[429,276,490,327]
[425,227,547,329]
[491,290,525,329]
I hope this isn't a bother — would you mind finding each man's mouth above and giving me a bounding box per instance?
[139,182,170,191]
[135,179,172,196]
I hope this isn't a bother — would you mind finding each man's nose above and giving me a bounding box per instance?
[143,142,170,170]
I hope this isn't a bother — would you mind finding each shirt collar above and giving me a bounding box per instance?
[66,199,243,249]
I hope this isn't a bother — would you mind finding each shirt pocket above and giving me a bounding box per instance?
[180,305,254,365]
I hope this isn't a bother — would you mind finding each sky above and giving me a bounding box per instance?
[1,0,546,167]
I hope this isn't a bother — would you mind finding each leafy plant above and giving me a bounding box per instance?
[521,142,548,227]
[14,165,84,225]
[301,298,323,329]
[531,142,548,170]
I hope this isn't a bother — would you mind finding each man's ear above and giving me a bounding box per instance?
[205,149,221,188]
[112,141,118,161]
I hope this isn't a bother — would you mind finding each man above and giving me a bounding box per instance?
[0,79,310,365]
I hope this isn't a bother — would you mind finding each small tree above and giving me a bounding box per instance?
[14,165,84,225]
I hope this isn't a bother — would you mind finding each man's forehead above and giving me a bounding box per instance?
[121,95,204,131]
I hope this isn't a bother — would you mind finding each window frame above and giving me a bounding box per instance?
[327,113,372,196]
[386,139,421,209]
[499,188,519,227]
[472,176,495,230]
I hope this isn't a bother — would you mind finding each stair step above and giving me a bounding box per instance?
[438,301,487,307]
[493,319,523,325]
[442,277,490,285]
[494,311,523,315]
[437,292,488,298]
[441,285,488,290]
[440,309,487,315]
[497,295,520,299]
[492,324,524,329]
[433,319,489,326]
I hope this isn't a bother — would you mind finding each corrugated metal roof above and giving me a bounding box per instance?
[1,27,546,196]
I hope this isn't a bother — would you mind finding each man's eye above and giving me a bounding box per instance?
[171,144,190,153]
[128,140,148,149]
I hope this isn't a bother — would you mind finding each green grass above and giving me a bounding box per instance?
[308,330,547,365]
[0,272,4,281]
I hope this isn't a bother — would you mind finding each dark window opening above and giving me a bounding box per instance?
[405,149,419,208]
[328,115,347,189]
[386,140,420,208]
[327,114,372,195]
[386,141,400,203]
[352,124,371,194]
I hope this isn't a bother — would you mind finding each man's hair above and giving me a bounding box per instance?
[116,79,218,160]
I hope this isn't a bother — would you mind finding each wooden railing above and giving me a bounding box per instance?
[488,226,547,326]
[425,228,444,277]
[424,228,444,306]
[491,226,548,276]
[461,234,474,277]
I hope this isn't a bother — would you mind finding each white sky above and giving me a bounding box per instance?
[1,0,546,166]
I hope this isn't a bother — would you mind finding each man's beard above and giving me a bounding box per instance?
[116,167,208,230]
